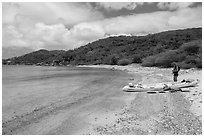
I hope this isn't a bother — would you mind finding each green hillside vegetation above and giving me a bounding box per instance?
[3,49,66,65]
[3,27,202,69]
[142,40,202,69]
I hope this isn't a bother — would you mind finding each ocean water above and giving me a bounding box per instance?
[2,65,130,122]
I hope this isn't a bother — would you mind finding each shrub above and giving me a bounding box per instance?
[179,40,201,55]
[183,55,202,68]
[153,43,165,53]
[141,55,158,67]
[110,56,118,65]
[93,60,102,65]
[184,55,197,64]
[132,55,142,63]
[118,59,131,66]
[142,49,190,68]
[155,50,186,67]
[70,60,78,65]
[178,62,195,69]
[195,59,202,68]
[104,55,118,65]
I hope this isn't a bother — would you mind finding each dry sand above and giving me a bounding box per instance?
[78,64,202,135]
[2,64,202,135]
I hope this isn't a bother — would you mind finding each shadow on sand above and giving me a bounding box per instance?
[180,90,191,92]
[146,89,191,94]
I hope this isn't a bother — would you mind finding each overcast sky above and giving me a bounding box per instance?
[2,2,202,58]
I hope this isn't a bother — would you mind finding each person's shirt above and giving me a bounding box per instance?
[172,66,180,74]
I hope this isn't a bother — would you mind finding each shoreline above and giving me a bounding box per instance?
[78,64,202,134]
[79,63,202,115]
[2,64,202,135]
[2,66,136,135]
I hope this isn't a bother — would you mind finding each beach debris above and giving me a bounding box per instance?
[192,93,196,96]
[189,99,194,102]
[33,107,39,112]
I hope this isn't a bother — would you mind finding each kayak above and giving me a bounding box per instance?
[122,79,199,92]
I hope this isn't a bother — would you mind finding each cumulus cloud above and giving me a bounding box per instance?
[2,2,202,58]
[2,2,105,57]
[157,2,194,10]
[71,22,105,41]
[2,2,104,26]
[75,6,201,36]
[3,22,105,51]
[96,2,144,11]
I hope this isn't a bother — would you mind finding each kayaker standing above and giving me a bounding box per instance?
[172,63,180,82]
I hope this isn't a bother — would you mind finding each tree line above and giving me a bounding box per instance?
[3,27,202,69]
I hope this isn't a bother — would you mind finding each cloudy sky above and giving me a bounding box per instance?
[2,2,202,58]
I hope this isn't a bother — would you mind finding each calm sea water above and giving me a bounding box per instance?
[2,65,129,122]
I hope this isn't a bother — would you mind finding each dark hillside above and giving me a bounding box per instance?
[3,49,66,65]
[3,27,202,68]
[142,39,202,68]
[62,27,202,67]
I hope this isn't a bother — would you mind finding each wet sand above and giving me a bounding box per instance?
[2,67,137,135]
[2,64,202,135]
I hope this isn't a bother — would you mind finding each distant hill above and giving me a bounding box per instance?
[3,49,66,65]
[3,27,202,68]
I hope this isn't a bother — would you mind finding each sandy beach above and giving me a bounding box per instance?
[2,1,202,135]
[2,64,202,135]
[77,64,202,135]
